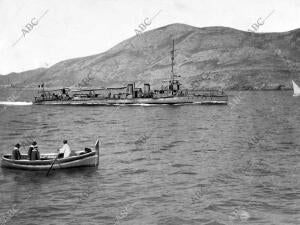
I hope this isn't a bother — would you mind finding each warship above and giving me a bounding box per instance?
[34,41,228,105]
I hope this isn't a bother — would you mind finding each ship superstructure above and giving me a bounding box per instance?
[34,40,228,105]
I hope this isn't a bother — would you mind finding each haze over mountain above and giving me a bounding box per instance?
[1,23,299,90]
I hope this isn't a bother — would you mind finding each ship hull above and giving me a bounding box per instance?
[34,96,228,105]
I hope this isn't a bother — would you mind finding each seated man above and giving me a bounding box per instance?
[58,140,71,158]
[12,143,21,160]
[28,141,40,160]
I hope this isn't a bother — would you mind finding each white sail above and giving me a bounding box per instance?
[292,80,300,96]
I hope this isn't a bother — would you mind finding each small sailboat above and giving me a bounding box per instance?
[292,80,300,97]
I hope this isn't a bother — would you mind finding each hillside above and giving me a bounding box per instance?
[1,23,300,90]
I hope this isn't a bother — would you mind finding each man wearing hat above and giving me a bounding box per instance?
[28,141,40,160]
[12,143,21,160]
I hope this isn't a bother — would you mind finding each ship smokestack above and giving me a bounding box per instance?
[144,83,150,96]
[127,84,134,98]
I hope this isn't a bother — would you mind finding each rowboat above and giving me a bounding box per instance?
[1,140,100,170]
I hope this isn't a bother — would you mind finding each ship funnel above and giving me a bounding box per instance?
[127,84,134,95]
[144,83,150,96]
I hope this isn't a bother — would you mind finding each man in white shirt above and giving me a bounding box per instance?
[58,140,71,158]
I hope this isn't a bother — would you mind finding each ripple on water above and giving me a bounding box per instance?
[171,171,198,175]
[171,163,194,168]
[121,168,148,175]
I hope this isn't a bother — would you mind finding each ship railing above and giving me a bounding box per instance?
[186,95,228,101]
[184,89,227,97]
[35,95,71,102]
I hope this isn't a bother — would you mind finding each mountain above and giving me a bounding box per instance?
[0,23,299,90]
[0,68,47,87]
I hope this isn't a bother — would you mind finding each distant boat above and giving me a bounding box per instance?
[292,80,300,96]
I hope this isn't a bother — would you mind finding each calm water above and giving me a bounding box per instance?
[0,91,299,225]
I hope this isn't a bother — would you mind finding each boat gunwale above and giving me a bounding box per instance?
[1,151,96,166]
[1,155,98,171]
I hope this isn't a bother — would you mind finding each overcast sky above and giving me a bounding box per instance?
[0,0,299,75]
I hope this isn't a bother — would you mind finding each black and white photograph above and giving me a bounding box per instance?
[0,0,299,224]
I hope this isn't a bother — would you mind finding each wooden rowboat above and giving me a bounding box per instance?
[1,140,100,170]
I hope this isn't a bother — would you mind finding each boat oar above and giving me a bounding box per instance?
[46,153,59,176]
[95,139,100,167]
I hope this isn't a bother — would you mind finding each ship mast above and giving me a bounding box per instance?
[170,40,175,83]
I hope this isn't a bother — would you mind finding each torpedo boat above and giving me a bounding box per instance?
[34,41,228,105]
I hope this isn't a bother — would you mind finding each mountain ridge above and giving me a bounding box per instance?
[1,23,299,90]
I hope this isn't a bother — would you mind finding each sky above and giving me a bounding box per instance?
[0,0,299,75]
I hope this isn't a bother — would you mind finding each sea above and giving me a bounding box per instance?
[0,89,299,225]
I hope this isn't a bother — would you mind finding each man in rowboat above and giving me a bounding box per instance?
[27,141,40,160]
[57,140,72,158]
[12,143,21,160]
